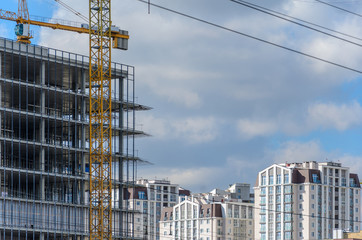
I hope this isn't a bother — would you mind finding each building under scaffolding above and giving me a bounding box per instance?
[0,37,149,240]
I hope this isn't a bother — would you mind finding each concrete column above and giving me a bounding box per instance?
[40,61,46,201]
[80,69,86,204]
[0,54,2,158]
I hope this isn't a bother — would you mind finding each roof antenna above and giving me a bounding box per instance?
[148,0,151,14]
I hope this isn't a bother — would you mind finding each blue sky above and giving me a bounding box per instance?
[2,0,362,193]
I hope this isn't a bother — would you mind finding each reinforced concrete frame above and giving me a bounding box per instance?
[0,37,149,240]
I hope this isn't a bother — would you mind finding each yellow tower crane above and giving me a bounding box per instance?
[88,0,113,239]
[0,1,129,239]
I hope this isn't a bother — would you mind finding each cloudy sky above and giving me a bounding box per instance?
[2,0,362,193]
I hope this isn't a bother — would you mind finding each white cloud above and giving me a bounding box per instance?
[139,114,218,143]
[172,117,218,143]
[339,155,362,175]
[237,119,277,139]
[271,141,327,164]
[236,101,362,140]
[307,101,362,131]
[138,166,222,193]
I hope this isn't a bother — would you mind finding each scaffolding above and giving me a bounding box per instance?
[0,37,149,240]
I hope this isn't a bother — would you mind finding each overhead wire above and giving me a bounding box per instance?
[316,0,362,18]
[133,0,362,74]
[231,0,362,43]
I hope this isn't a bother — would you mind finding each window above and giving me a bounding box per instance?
[284,213,292,221]
[138,191,146,200]
[277,174,281,184]
[261,176,267,186]
[284,204,292,212]
[284,194,292,203]
[261,233,266,240]
[269,175,274,185]
[285,222,292,231]
[312,173,320,183]
[299,185,304,191]
[312,194,314,199]
[260,224,266,232]
[284,185,292,193]
[284,173,289,183]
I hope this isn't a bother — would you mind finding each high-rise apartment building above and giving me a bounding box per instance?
[159,196,254,240]
[0,38,147,239]
[124,179,190,240]
[254,161,361,240]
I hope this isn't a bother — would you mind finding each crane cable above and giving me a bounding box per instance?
[54,0,88,22]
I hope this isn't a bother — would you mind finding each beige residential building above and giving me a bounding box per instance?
[124,179,190,240]
[159,196,254,240]
[254,161,361,240]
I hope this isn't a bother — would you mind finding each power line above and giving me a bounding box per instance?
[134,0,362,74]
[231,0,362,43]
[316,0,362,18]
[230,0,362,48]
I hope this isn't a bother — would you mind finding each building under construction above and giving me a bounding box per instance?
[0,37,149,239]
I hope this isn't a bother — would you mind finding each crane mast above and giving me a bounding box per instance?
[89,0,113,239]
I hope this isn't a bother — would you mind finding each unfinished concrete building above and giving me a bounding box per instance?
[0,37,149,239]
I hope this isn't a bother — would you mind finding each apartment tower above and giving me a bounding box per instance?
[254,161,361,240]
[0,38,148,239]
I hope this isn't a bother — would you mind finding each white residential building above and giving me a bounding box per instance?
[254,161,361,240]
[125,179,190,240]
[159,197,254,240]
[227,183,252,201]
